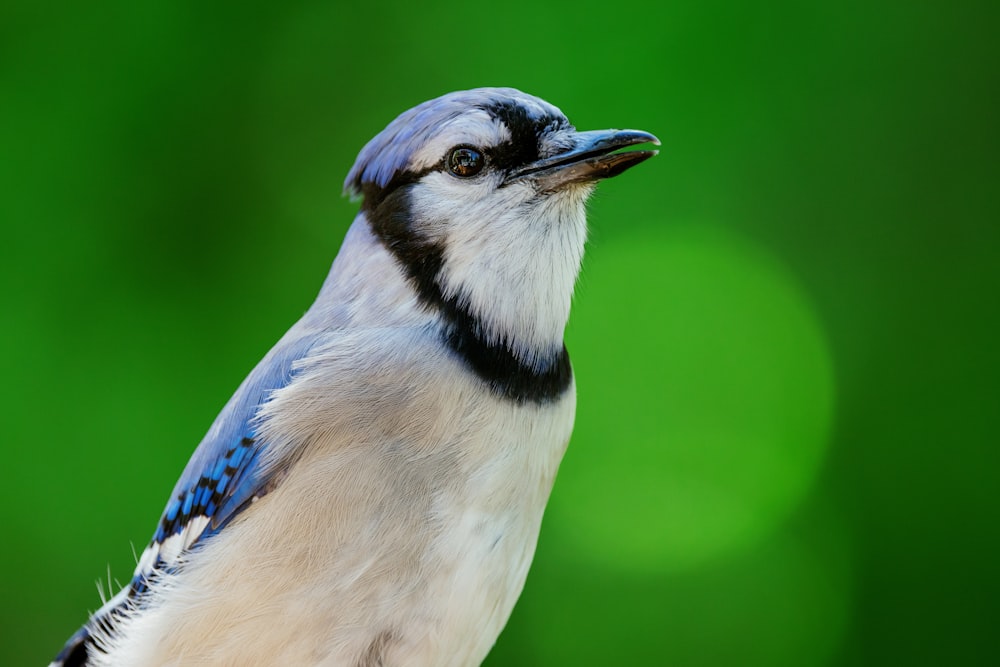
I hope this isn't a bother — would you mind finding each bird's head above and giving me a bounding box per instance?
[344,87,658,371]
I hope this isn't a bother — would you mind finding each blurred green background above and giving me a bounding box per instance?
[2,0,997,664]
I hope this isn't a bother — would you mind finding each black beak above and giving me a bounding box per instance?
[508,129,659,190]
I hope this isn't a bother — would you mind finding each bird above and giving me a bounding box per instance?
[51,87,658,667]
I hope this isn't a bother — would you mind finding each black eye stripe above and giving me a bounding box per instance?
[361,106,570,207]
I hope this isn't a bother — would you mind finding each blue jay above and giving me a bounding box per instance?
[52,87,658,666]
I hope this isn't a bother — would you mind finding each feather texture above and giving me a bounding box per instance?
[51,87,656,667]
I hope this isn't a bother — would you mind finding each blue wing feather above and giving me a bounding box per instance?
[52,319,330,665]
[51,329,320,666]
[152,434,259,545]
[124,332,322,601]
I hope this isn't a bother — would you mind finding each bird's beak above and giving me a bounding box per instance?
[508,129,660,191]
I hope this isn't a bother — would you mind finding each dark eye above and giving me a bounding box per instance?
[447,146,485,178]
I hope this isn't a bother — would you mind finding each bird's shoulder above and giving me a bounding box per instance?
[128,329,326,593]
[132,321,449,598]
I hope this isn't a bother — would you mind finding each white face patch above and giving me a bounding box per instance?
[407,111,511,174]
[408,170,592,367]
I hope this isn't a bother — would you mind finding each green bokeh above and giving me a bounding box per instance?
[509,499,853,666]
[558,224,833,573]
[2,1,997,665]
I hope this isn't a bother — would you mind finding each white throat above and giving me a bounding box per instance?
[429,186,590,367]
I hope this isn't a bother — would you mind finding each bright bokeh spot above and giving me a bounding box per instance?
[554,223,835,573]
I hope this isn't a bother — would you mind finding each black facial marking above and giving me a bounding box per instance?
[365,186,447,308]
[360,164,436,211]
[483,101,570,172]
[365,187,572,404]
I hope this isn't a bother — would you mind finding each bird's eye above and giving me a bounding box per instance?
[447,146,485,178]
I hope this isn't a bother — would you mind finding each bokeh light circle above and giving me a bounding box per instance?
[551,223,835,573]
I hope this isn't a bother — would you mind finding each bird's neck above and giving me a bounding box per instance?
[433,198,588,371]
[329,195,585,403]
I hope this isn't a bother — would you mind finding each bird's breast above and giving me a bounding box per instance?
[108,328,575,667]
